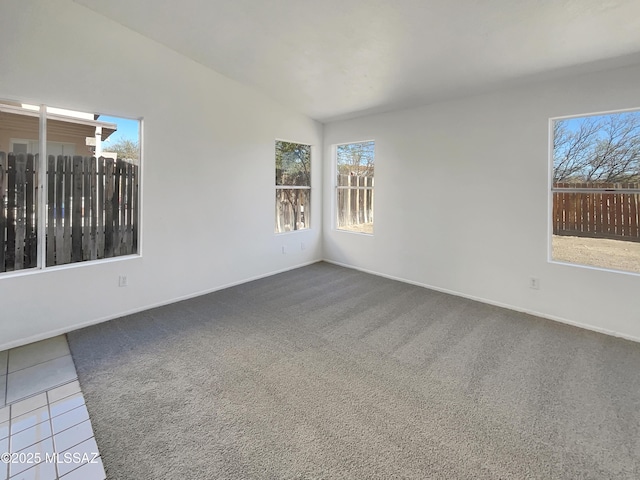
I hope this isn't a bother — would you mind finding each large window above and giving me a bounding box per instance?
[551,110,640,274]
[0,99,141,274]
[336,141,374,234]
[275,140,311,233]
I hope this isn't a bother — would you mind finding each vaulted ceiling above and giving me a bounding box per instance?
[74,0,640,122]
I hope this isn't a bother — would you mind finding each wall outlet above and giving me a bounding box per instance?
[529,277,540,290]
[281,246,286,254]
[301,242,305,251]
[119,275,128,287]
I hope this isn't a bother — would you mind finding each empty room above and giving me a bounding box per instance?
[1,0,640,479]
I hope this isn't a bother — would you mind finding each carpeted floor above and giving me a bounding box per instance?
[67,262,640,479]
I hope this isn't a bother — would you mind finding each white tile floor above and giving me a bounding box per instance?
[0,337,105,480]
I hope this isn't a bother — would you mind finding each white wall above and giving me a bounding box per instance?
[323,64,640,341]
[0,0,323,350]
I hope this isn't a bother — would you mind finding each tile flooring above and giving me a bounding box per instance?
[1,336,105,480]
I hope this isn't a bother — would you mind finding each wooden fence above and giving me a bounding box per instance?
[0,152,138,272]
[275,188,310,233]
[553,183,640,242]
[337,174,374,228]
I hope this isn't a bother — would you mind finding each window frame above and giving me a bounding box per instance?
[9,139,76,157]
[0,98,143,277]
[548,107,640,276]
[274,139,311,234]
[334,139,375,235]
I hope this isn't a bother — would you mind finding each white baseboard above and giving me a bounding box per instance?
[322,259,640,344]
[0,259,322,352]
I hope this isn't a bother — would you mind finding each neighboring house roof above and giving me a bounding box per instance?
[0,103,117,141]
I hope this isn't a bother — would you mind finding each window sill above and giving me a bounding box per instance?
[0,253,142,280]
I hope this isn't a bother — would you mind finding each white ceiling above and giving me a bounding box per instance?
[74,0,640,122]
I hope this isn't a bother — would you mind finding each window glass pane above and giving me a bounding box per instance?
[12,143,27,154]
[551,111,640,273]
[337,141,374,185]
[336,141,374,233]
[45,108,140,266]
[275,188,310,233]
[552,193,640,273]
[336,181,374,234]
[553,112,640,184]
[275,140,310,186]
[0,101,40,272]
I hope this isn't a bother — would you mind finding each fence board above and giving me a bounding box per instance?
[104,158,114,258]
[629,191,640,237]
[55,156,64,265]
[594,191,602,235]
[603,192,612,236]
[14,154,27,270]
[83,157,91,261]
[25,154,37,268]
[6,154,16,270]
[47,155,55,266]
[90,158,98,260]
[0,152,5,272]
[614,192,622,236]
[132,163,138,253]
[71,156,83,262]
[622,191,630,237]
[126,163,133,254]
[98,158,105,258]
[114,160,121,254]
[62,156,72,264]
[588,189,595,235]
[575,189,582,233]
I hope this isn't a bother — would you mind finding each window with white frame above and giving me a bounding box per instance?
[551,109,640,274]
[275,140,311,233]
[336,141,374,234]
[0,99,141,274]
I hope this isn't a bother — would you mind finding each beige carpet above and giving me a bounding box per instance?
[68,262,640,479]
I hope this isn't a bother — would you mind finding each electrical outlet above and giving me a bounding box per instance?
[529,277,540,290]
[301,242,305,251]
[119,275,128,287]
[281,246,286,254]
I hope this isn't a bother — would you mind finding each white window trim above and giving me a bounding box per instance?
[274,139,312,234]
[333,139,375,235]
[547,108,640,276]
[0,100,144,278]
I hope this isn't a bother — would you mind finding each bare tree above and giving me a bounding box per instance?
[106,138,139,162]
[553,117,601,181]
[337,142,374,176]
[553,112,640,183]
[586,114,640,182]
